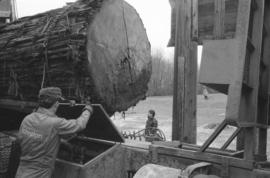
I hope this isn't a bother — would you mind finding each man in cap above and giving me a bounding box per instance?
[16,87,93,178]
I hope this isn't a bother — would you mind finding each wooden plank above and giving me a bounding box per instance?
[255,2,270,161]
[192,0,198,41]
[172,0,186,141]
[224,0,251,151]
[199,119,227,152]
[172,1,182,140]
[153,141,242,157]
[184,41,197,143]
[179,56,185,140]
[10,0,17,21]
[221,128,242,150]
[214,0,226,38]
[182,1,197,144]
[172,0,197,143]
[150,145,254,170]
[242,0,265,161]
[168,0,176,46]
[172,57,179,139]
[153,140,180,148]
[226,0,251,121]
[181,143,243,157]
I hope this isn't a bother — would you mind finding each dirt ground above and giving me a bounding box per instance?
[111,94,270,159]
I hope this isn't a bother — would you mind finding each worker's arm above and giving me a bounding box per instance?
[55,105,93,135]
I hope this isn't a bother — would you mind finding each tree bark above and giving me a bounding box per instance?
[0,0,151,115]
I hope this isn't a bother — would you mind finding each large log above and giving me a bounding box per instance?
[0,0,151,115]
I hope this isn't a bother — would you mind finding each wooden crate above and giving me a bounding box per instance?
[53,104,126,178]
[54,138,125,178]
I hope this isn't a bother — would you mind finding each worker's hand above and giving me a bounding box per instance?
[83,96,91,105]
[83,104,93,115]
[82,96,93,115]
[69,100,76,107]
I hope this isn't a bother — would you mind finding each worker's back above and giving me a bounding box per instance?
[16,109,61,178]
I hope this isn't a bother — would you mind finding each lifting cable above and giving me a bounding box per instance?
[40,12,64,89]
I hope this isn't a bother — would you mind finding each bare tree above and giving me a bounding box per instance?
[148,51,173,96]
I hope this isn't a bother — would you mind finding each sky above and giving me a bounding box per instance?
[16,0,201,63]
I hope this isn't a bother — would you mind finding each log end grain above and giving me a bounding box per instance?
[86,0,151,114]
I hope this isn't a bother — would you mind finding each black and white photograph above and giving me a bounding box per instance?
[0,0,269,177]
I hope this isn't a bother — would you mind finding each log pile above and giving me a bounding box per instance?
[0,0,151,114]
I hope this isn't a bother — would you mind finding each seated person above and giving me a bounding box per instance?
[145,109,158,136]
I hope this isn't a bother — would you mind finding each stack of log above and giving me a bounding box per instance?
[0,0,151,114]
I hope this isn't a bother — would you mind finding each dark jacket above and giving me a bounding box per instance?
[145,118,158,135]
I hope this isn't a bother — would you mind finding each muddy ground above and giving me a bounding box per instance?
[111,94,270,159]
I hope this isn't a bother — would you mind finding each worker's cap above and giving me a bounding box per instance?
[38,87,65,101]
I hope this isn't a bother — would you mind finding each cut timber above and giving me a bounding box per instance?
[0,0,151,115]
[172,0,197,143]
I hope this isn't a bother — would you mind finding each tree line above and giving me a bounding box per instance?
[147,52,215,96]
[147,52,174,96]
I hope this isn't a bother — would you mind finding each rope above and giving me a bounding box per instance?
[41,16,53,34]
[39,9,65,89]
[40,40,49,89]
[41,62,46,89]
[8,67,19,97]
